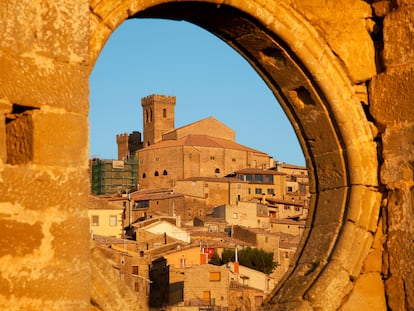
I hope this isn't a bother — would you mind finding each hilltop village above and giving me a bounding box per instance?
[89,94,310,311]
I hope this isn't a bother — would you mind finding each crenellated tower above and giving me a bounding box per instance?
[116,131,142,160]
[141,94,176,147]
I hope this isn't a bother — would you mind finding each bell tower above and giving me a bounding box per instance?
[141,94,176,147]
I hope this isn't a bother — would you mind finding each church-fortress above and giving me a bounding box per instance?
[114,94,275,190]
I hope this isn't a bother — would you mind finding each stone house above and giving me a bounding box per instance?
[226,168,287,202]
[267,197,307,220]
[225,262,276,294]
[213,201,270,229]
[88,195,124,238]
[174,176,249,208]
[269,218,306,237]
[137,219,190,243]
[182,264,230,308]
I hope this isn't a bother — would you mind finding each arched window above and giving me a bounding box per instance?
[145,110,149,123]
[150,108,153,122]
[154,171,159,176]
[142,173,146,178]
[163,170,168,176]
[163,108,167,118]
[215,168,220,174]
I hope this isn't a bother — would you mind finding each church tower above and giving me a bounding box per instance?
[141,94,176,147]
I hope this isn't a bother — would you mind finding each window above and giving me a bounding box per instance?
[142,173,146,178]
[284,206,290,210]
[267,188,275,195]
[215,168,220,174]
[91,215,99,226]
[209,272,221,281]
[163,108,167,118]
[295,207,300,212]
[248,188,251,194]
[109,215,117,226]
[154,171,159,176]
[163,170,168,175]
[135,200,149,208]
[134,282,139,292]
[149,108,152,121]
[255,188,262,194]
[287,186,293,192]
[210,155,215,160]
[203,291,211,305]
[132,266,139,275]
[232,158,236,162]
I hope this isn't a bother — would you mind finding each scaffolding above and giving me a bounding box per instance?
[91,157,138,195]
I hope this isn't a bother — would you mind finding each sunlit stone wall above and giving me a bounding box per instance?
[0,0,413,310]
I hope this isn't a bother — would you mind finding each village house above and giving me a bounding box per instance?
[181,264,231,309]
[88,195,124,238]
[225,262,276,294]
[212,201,270,229]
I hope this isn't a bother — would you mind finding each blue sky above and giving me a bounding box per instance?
[89,18,305,166]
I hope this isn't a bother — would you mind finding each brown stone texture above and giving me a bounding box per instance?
[293,0,376,83]
[339,273,387,311]
[383,6,414,69]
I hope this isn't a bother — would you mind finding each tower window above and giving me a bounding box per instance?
[215,168,220,174]
[154,171,159,176]
[150,108,153,122]
[163,170,168,176]
[142,173,146,179]
[163,108,167,118]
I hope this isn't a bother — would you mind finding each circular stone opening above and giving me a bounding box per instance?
[90,1,379,308]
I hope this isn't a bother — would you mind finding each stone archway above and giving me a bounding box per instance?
[90,1,380,309]
[3,1,414,310]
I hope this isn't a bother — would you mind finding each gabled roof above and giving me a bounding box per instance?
[164,116,235,141]
[140,134,268,155]
[231,168,286,175]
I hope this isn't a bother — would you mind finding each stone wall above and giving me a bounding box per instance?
[0,0,413,310]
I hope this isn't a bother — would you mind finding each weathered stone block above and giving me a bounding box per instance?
[370,70,414,125]
[0,165,89,211]
[31,110,88,166]
[311,188,347,227]
[347,185,382,232]
[339,272,386,311]
[0,51,89,114]
[0,1,89,62]
[298,222,340,265]
[330,221,373,277]
[293,0,376,83]
[313,150,347,191]
[383,6,414,68]
[381,123,414,185]
[304,260,353,310]
[345,142,379,187]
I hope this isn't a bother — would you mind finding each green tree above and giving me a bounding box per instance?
[238,247,276,274]
[209,252,222,266]
[221,249,235,264]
